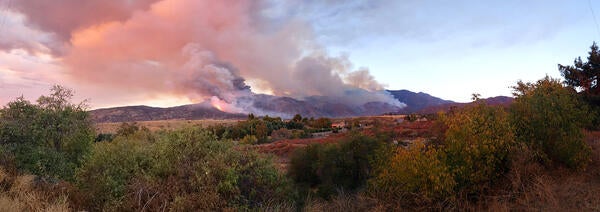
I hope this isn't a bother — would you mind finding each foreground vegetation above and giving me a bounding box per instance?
[1,44,600,211]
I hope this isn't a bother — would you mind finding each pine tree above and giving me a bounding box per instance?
[559,42,600,106]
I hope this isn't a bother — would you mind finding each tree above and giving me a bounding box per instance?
[255,121,268,143]
[0,85,94,180]
[292,114,302,122]
[559,42,600,105]
[310,117,332,129]
[510,77,592,170]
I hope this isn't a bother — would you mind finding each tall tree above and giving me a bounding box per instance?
[559,42,600,105]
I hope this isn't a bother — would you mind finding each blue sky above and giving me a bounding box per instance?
[300,0,600,102]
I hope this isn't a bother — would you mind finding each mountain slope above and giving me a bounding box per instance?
[386,89,455,113]
[91,105,246,123]
[90,90,513,123]
[417,95,514,114]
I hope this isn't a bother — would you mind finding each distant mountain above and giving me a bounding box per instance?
[481,96,514,106]
[91,104,246,123]
[90,94,403,123]
[417,95,514,114]
[386,90,455,113]
[90,90,513,123]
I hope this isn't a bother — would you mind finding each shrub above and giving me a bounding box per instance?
[133,128,294,210]
[0,86,94,181]
[369,101,515,204]
[115,122,143,137]
[370,141,455,202]
[443,101,515,194]
[289,133,384,198]
[510,76,592,170]
[94,133,115,142]
[75,132,153,210]
[77,128,293,211]
[271,128,293,141]
[240,134,258,144]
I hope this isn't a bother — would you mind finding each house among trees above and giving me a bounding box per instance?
[332,121,347,129]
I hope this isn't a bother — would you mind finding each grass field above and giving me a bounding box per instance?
[94,119,241,134]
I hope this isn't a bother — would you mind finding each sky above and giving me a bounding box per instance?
[0,0,599,109]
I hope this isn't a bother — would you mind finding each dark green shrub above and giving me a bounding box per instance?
[289,133,384,198]
[75,132,153,210]
[0,86,94,181]
[94,133,115,142]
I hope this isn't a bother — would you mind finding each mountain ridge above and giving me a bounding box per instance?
[90,90,513,123]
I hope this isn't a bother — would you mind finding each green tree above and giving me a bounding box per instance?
[292,114,302,122]
[310,117,332,129]
[0,85,94,180]
[559,42,600,128]
[559,42,600,99]
[510,76,592,170]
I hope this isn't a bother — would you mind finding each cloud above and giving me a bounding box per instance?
[4,0,402,113]
[0,49,64,106]
[9,0,158,44]
[270,0,571,47]
[0,10,56,54]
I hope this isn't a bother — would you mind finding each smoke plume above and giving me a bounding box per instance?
[7,0,404,115]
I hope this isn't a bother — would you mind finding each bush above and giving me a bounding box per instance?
[369,101,515,205]
[289,133,384,198]
[76,128,293,211]
[240,134,258,145]
[510,77,592,170]
[75,132,153,210]
[370,141,455,202]
[271,128,293,141]
[0,86,94,181]
[443,101,515,194]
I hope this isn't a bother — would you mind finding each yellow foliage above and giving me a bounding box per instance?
[443,101,515,193]
[371,141,455,201]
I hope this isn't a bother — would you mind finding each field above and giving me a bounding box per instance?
[94,119,241,134]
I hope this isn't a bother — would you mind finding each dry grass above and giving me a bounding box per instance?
[467,131,600,211]
[0,167,71,212]
[302,192,386,212]
[95,119,240,134]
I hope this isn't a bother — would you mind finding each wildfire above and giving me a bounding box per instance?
[210,96,241,113]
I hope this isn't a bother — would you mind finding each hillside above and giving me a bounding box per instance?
[90,90,513,123]
[91,104,247,123]
[417,95,514,114]
[387,89,456,113]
